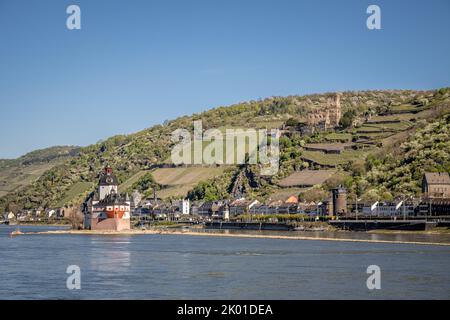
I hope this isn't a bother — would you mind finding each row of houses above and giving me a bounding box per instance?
[2,207,67,222]
[3,172,450,223]
[129,197,448,221]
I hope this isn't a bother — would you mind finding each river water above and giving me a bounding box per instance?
[0,225,449,300]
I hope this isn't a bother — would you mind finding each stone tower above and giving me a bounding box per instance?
[332,185,347,216]
[327,93,342,127]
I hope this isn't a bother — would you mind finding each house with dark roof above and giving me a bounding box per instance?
[229,199,259,216]
[198,201,224,217]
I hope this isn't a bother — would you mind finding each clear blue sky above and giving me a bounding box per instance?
[1,0,449,159]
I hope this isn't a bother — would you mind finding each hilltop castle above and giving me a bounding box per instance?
[84,166,131,231]
[305,93,342,133]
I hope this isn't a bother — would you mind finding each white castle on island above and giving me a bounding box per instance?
[84,166,131,231]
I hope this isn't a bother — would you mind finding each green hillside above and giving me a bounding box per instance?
[0,146,80,199]
[0,88,449,211]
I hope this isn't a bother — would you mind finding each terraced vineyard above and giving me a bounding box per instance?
[301,149,374,167]
[153,167,227,199]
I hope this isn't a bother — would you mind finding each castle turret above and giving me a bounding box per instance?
[99,166,119,200]
[332,185,347,216]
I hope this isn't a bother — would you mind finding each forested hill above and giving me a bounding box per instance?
[0,146,81,200]
[0,146,80,169]
[0,88,449,211]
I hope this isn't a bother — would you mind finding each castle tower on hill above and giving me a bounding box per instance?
[327,93,342,127]
[84,166,131,231]
[306,93,342,132]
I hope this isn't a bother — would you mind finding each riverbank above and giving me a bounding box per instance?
[13,227,450,246]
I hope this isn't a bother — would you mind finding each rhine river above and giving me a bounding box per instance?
[1,225,449,299]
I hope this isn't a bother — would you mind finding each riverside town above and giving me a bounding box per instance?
[1,0,450,304]
[3,91,450,234]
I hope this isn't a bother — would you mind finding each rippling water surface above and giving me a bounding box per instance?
[1,225,449,299]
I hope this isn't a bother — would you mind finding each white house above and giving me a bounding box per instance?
[362,201,415,217]
[4,212,15,221]
[46,209,57,219]
[180,199,190,215]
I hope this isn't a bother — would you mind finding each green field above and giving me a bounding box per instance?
[152,166,227,199]
[355,125,384,133]
[357,132,394,139]
[390,104,428,114]
[169,130,264,165]
[369,113,417,122]
[156,185,198,199]
[324,132,353,141]
[367,121,413,131]
[152,167,226,186]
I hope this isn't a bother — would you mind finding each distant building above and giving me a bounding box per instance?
[362,201,416,217]
[46,209,57,219]
[285,196,299,204]
[133,207,151,217]
[153,203,171,219]
[198,201,224,217]
[131,190,142,209]
[332,186,347,216]
[179,199,190,215]
[4,212,15,221]
[249,204,273,215]
[418,198,450,216]
[422,172,450,198]
[276,203,298,214]
[305,93,342,133]
[318,200,333,217]
[297,201,319,216]
[229,199,259,216]
[84,167,131,231]
[222,204,230,221]
[190,203,201,216]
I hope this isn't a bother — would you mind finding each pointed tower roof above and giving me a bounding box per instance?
[99,166,119,186]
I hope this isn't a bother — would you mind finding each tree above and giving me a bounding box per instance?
[132,172,158,194]
[340,110,356,128]
[285,118,299,127]
[187,181,221,201]
[68,209,83,230]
